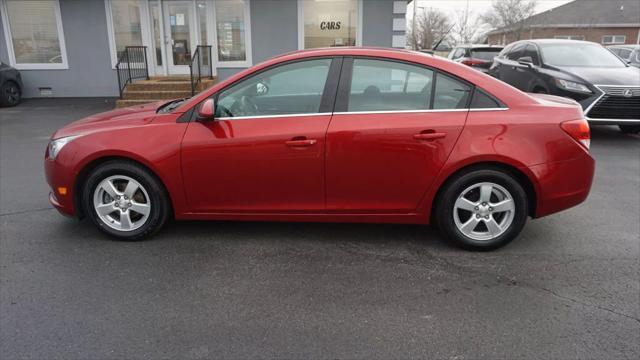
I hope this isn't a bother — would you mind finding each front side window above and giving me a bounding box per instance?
[215,0,249,64]
[347,59,434,112]
[301,0,359,49]
[506,43,526,60]
[0,0,68,69]
[216,59,332,118]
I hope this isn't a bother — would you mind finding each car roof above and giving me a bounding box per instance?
[523,39,602,46]
[607,44,640,49]
[176,46,537,113]
[455,44,503,49]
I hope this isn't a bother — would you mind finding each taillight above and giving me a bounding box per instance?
[461,59,486,66]
[561,119,590,150]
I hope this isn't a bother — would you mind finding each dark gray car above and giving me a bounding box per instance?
[489,39,640,134]
[0,62,22,107]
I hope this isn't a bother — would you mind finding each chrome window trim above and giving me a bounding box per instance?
[216,112,333,121]
[333,109,469,115]
[585,117,640,123]
[215,107,510,120]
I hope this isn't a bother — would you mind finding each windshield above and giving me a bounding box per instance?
[540,43,626,67]
[470,49,501,61]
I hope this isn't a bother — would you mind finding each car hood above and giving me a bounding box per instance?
[52,100,166,139]
[552,65,640,86]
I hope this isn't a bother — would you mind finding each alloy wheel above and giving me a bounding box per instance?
[92,175,151,232]
[452,182,515,241]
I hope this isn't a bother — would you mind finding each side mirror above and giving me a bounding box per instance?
[256,82,269,96]
[517,56,534,67]
[197,98,215,121]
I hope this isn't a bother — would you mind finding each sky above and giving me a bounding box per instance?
[406,0,574,39]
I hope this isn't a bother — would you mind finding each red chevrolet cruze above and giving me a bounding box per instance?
[45,48,594,249]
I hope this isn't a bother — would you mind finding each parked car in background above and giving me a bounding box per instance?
[0,62,22,107]
[489,39,640,134]
[448,45,503,73]
[45,47,595,250]
[608,44,640,68]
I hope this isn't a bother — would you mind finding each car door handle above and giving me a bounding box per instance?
[413,132,446,141]
[285,138,317,147]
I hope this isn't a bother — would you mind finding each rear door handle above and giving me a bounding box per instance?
[413,132,446,141]
[285,138,317,147]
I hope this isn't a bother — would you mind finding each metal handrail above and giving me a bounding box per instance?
[115,46,149,98]
[189,45,214,95]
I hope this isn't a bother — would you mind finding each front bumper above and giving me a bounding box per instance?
[582,85,640,125]
[44,156,78,217]
[529,151,595,218]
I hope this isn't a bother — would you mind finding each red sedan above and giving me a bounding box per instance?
[45,48,594,249]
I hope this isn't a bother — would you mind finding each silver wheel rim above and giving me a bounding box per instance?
[453,182,515,241]
[92,175,151,232]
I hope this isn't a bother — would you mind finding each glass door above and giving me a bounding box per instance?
[163,1,197,74]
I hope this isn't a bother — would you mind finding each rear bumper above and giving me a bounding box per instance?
[529,152,595,218]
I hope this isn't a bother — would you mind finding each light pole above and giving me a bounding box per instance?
[411,1,427,50]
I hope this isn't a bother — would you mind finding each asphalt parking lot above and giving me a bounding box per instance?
[1,98,639,359]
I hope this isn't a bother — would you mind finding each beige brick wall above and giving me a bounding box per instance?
[487,27,640,46]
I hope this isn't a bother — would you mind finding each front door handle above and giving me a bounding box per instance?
[414,131,446,141]
[285,138,317,147]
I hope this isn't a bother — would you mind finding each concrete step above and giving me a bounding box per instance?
[122,90,192,100]
[115,99,161,108]
[127,77,216,92]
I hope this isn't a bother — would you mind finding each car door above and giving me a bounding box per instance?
[325,57,470,212]
[514,44,543,91]
[494,43,526,88]
[181,57,340,212]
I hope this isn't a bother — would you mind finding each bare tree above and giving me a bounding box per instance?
[452,6,485,45]
[481,0,537,41]
[408,8,451,50]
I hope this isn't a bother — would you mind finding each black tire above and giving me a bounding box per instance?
[82,161,170,240]
[619,125,640,134]
[436,168,528,250]
[0,81,21,107]
[532,87,548,94]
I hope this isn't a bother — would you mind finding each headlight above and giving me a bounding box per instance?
[555,78,592,94]
[47,135,80,160]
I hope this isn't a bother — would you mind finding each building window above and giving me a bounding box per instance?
[554,35,585,41]
[0,0,68,70]
[602,35,626,45]
[105,0,145,67]
[215,0,251,67]
[298,0,362,49]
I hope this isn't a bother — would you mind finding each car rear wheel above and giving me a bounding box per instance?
[619,125,640,134]
[0,81,21,107]
[436,169,528,250]
[82,161,170,240]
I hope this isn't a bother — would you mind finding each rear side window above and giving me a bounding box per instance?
[347,59,434,112]
[470,89,501,109]
[433,73,471,109]
[470,48,501,61]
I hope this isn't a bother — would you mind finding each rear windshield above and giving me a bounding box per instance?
[470,48,502,60]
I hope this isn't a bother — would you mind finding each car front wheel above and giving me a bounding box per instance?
[436,169,528,250]
[82,161,170,240]
[0,81,21,107]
